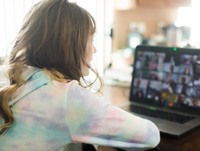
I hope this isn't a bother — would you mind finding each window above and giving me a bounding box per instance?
[176,0,200,46]
[0,0,104,76]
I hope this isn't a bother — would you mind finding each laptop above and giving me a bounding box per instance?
[120,45,200,137]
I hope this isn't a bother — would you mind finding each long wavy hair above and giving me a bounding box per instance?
[0,0,103,135]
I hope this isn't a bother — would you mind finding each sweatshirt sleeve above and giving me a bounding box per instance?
[66,81,160,151]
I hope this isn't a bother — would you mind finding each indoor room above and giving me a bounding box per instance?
[1,0,200,151]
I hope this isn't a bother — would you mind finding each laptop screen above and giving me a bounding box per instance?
[130,45,200,114]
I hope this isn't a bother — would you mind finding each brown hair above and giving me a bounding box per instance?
[0,0,103,135]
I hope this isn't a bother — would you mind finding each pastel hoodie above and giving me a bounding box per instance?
[0,67,160,151]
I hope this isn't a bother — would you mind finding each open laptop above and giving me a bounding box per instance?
[120,45,200,137]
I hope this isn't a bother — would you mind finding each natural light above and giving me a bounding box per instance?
[176,0,200,46]
[0,0,104,77]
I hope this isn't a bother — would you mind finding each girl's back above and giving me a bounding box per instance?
[1,67,160,151]
[0,1,160,150]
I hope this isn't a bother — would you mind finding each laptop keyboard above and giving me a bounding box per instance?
[130,105,195,124]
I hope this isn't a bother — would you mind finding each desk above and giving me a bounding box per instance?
[104,85,200,151]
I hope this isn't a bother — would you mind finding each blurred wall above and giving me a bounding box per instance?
[113,7,178,52]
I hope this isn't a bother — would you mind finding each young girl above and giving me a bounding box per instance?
[0,0,160,150]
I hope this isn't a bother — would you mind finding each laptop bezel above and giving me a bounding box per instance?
[129,45,200,115]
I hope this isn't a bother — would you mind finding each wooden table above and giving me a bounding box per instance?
[104,85,200,151]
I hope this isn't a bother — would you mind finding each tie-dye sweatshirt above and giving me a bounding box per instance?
[0,67,160,151]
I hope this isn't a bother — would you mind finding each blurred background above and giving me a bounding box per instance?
[1,0,200,87]
[104,0,200,87]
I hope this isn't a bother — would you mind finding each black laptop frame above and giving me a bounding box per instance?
[130,45,200,115]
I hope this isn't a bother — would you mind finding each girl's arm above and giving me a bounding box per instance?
[66,81,160,151]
